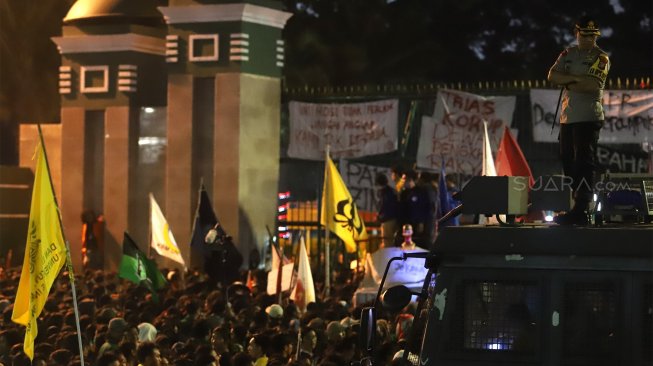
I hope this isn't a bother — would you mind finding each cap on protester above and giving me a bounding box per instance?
[265,304,284,319]
[575,17,600,36]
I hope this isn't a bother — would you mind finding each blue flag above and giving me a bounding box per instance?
[437,161,459,227]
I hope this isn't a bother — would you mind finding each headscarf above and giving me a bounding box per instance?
[137,322,158,343]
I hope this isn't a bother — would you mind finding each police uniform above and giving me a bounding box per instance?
[551,45,610,123]
[549,19,610,225]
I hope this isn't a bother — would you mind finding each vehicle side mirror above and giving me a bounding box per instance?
[359,307,377,355]
[381,285,413,312]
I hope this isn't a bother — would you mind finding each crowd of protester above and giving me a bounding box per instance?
[375,165,460,250]
[0,264,418,366]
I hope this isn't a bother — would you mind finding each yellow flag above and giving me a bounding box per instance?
[149,194,186,269]
[320,156,368,252]
[12,143,67,360]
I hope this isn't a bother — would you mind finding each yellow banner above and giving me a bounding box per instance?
[12,143,67,360]
[320,156,368,252]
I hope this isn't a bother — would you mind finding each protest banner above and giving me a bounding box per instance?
[339,160,392,213]
[531,89,653,144]
[353,246,429,306]
[287,99,399,160]
[596,145,650,173]
[416,89,516,176]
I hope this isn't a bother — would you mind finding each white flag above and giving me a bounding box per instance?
[149,193,186,268]
[290,236,316,311]
[271,243,291,270]
[482,120,497,177]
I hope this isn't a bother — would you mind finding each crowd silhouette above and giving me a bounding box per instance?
[0,264,418,366]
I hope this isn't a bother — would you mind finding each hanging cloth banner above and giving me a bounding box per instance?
[416,89,516,176]
[596,145,650,173]
[339,160,392,213]
[287,99,399,160]
[531,89,653,144]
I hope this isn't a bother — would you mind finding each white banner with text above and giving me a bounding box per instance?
[531,89,653,144]
[287,99,399,160]
[416,89,515,175]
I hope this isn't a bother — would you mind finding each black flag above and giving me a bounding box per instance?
[189,181,242,285]
[190,182,218,269]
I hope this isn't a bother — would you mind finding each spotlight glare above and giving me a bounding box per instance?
[350,260,358,270]
[144,107,155,113]
[545,215,554,222]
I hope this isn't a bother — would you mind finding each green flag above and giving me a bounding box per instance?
[119,232,166,293]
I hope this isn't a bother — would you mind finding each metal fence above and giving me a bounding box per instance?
[283,77,652,99]
[276,199,381,279]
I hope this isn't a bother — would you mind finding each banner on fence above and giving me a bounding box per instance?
[339,160,392,213]
[287,99,399,160]
[416,89,516,176]
[531,89,653,144]
[596,145,650,173]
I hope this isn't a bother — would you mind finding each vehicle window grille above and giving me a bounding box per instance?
[563,282,618,362]
[450,280,539,354]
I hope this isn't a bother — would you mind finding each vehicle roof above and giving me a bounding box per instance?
[432,224,653,258]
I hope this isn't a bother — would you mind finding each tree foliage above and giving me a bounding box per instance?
[0,0,650,125]
[282,0,652,86]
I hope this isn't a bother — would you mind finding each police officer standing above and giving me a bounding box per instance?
[548,17,610,225]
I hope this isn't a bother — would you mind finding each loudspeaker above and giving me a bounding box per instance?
[461,176,529,215]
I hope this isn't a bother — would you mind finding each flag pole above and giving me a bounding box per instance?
[277,237,283,305]
[36,124,86,366]
[189,178,203,271]
[148,193,153,258]
[324,145,331,298]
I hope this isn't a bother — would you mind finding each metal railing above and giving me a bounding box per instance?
[277,200,382,277]
[283,76,652,99]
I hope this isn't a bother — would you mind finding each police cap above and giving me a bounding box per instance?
[575,17,601,36]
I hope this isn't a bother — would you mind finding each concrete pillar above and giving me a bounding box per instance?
[166,74,194,266]
[214,73,281,259]
[213,74,240,245]
[103,106,135,270]
[60,107,86,271]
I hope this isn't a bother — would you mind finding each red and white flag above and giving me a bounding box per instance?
[495,126,534,187]
[267,244,293,295]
